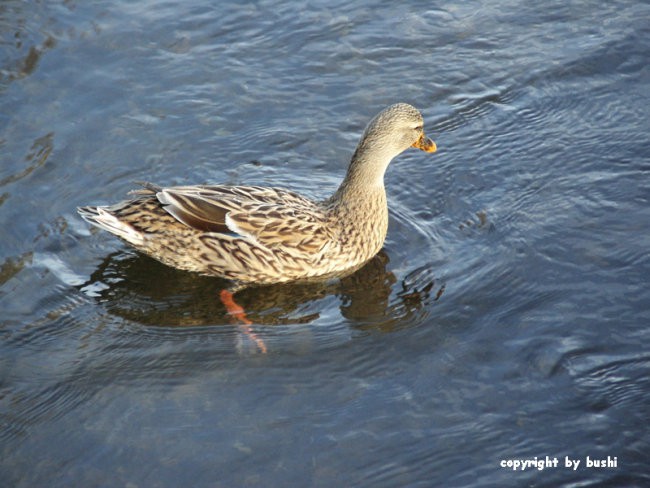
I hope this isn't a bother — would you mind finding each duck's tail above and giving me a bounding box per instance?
[77,206,145,246]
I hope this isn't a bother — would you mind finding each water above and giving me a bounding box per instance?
[2,0,649,486]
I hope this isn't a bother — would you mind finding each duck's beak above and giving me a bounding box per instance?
[412,132,437,153]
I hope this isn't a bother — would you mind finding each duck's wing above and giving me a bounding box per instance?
[154,185,336,254]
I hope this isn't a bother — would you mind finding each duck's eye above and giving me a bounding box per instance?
[414,125,423,132]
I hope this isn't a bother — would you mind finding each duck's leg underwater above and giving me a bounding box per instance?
[219,290,268,354]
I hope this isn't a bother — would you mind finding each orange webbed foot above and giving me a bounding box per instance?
[219,290,267,354]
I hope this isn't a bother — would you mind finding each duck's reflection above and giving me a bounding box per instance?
[80,249,444,333]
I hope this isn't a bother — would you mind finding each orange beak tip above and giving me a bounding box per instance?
[412,134,437,153]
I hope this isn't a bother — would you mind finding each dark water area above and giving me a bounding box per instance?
[2,1,650,486]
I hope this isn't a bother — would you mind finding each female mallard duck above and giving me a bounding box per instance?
[78,103,436,288]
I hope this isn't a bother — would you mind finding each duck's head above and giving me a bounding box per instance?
[361,103,437,159]
[341,103,437,189]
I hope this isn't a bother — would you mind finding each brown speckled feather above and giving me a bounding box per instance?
[158,185,337,254]
[78,103,436,286]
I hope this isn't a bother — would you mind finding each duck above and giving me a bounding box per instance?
[78,103,436,292]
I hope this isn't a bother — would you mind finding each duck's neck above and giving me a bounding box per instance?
[331,142,393,203]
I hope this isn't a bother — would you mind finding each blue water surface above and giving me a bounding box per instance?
[1,1,649,486]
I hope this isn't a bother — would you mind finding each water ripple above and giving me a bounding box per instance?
[2,0,650,486]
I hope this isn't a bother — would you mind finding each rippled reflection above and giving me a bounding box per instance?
[79,248,444,334]
[2,0,650,486]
